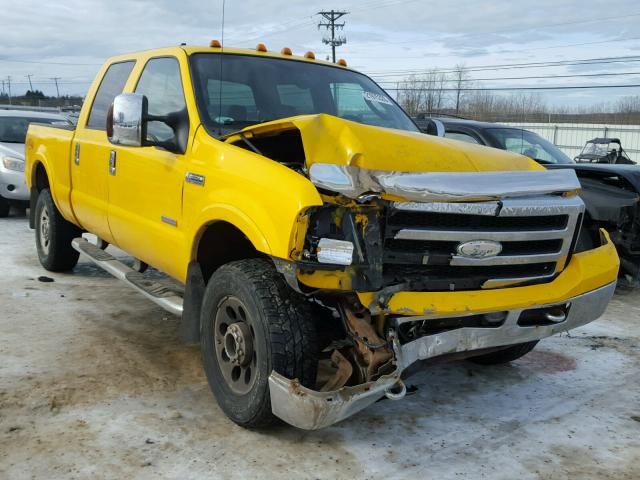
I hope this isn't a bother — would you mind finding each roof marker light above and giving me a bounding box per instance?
[337,58,347,67]
[304,51,315,60]
[210,39,222,48]
[256,43,268,52]
[281,47,292,55]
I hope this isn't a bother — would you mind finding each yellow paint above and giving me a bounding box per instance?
[25,42,614,324]
[357,230,619,316]
[297,269,352,290]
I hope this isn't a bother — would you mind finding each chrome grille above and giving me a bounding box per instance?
[385,195,584,289]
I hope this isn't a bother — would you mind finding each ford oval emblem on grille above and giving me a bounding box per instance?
[456,240,502,259]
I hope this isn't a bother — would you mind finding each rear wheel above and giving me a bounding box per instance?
[0,196,9,218]
[35,189,81,272]
[200,258,318,428]
[468,341,539,365]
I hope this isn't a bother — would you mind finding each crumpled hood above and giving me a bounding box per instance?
[240,113,543,173]
[234,114,581,201]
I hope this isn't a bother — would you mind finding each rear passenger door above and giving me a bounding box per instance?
[71,61,135,242]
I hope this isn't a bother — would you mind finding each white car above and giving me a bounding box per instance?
[0,110,71,217]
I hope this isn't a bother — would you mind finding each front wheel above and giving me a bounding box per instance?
[34,189,81,272]
[200,258,318,428]
[468,340,539,365]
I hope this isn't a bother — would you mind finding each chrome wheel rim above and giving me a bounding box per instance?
[39,207,51,255]
[214,296,257,395]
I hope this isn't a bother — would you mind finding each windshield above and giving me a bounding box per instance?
[189,53,418,136]
[485,127,573,164]
[0,116,68,143]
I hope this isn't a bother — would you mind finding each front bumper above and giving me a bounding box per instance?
[0,165,29,201]
[269,280,616,430]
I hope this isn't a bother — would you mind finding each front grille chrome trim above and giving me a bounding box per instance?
[450,252,564,266]
[387,195,584,289]
[395,228,569,242]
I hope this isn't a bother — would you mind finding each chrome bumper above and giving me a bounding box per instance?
[269,281,616,430]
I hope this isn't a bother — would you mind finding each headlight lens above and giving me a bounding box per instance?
[2,155,25,172]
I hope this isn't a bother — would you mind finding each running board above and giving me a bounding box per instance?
[71,237,183,316]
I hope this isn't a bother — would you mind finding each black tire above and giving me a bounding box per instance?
[0,196,9,218]
[200,258,318,428]
[34,189,81,272]
[468,340,539,365]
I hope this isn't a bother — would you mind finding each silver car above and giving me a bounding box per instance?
[0,110,71,217]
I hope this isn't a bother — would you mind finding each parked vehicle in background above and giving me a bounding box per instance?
[0,110,71,217]
[575,138,635,164]
[24,44,618,430]
[420,116,640,285]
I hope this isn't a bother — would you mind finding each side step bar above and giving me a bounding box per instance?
[71,237,183,316]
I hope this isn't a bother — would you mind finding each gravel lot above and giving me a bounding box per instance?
[1,211,639,479]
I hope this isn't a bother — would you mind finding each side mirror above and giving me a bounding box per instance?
[425,119,445,137]
[107,93,148,146]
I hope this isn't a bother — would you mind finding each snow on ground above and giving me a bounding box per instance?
[1,212,639,479]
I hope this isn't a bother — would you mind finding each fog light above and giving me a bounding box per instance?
[317,238,354,265]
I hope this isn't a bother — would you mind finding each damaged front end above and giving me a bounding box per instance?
[225,115,617,429]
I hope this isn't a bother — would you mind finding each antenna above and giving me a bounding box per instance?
[217,0,226,136]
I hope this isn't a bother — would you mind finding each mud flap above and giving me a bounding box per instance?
[181,261,205,344]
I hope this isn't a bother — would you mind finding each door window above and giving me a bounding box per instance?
[86,61,135,130]
[135,57,187,142]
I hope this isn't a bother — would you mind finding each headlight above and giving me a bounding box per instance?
[317,238,354,265]
[2,155,24,172]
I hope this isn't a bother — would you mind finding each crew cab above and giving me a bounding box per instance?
[25,43,619,430]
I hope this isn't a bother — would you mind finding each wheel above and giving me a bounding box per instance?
[35,189,81,272]
[200,258,318,428]
[468,341,539,365]
[0,196,9,218]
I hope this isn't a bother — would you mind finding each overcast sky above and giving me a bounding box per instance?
[2,0,640,108]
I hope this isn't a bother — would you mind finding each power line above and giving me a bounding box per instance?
[375,71,640,85]
[318,10,348,63]
[364,55,640,76]
[386,83,640,92]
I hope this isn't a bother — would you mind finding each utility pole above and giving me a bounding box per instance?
[317,10,348,63]
[26,74,34,92]
[6,76,11,105]
[50,77,61,98]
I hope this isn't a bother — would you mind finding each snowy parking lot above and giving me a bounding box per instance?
[1,212,639,479]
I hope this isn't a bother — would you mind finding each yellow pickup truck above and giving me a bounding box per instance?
[25,43,619,430]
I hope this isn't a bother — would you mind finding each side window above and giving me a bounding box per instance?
[445,131,480,144]
[277,84,314,115]
[135,57,187,142]
[206,80,258,124]
[86,61,135,130]
[331,82,394,126]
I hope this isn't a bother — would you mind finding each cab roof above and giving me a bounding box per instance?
[107,44,353,71]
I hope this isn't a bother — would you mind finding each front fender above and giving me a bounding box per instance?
[189,203,272,259]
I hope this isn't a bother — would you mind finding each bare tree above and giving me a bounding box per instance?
[452,64,469,114]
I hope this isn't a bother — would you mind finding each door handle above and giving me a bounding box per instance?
[74,143,80,166]
[109,150,117,176]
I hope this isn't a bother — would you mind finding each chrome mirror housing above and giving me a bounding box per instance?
[107,93,147,146]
